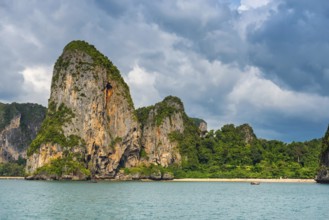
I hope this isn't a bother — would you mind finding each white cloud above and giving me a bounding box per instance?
[19,65,52,105]
[228,67,329,121]
[238,0,271,12]
[235,0,279,39]
[125,64,161,108]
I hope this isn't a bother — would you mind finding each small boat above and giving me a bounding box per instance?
[250,182,260,185]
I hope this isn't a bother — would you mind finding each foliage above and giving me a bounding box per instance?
[34,155,90,177]
[154,96,183,126]
[0,102,46,133]
[125,121,322,179]
[0,103,19,130]
[53,40,134,108]
[190,117,206,127]
[170,124,322,179]
[175,115,201,171]
[136,96,184,127]
[27,102,85,156]
[135,106,152,128]
[139,147,149,160]
[0,102,46,152]
[0,158,26,176]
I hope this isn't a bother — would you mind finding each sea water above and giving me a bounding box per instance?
[0,180,328,220]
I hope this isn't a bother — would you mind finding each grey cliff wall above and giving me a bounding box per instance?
[0,103,46,163]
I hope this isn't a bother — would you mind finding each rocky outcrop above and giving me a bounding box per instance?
[236,124,257,144]
[26,41,199,180]
[136,96,185,167]
[191,118,207,137]
[316,125,329,183]
[26,41,140,179]
[0,103,46,163]
[114,169,174,181]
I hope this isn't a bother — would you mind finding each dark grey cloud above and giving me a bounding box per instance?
[1,0,329,142]
[248,0,329,94]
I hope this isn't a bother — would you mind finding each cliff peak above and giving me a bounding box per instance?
[236,123,257,144]
[62,40,112,69]
[52,40,134,108]
[64,40,98,52]
[136,96,185,128]
[161,96,184,111]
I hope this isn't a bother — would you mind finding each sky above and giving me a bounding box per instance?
[1,0,329,142]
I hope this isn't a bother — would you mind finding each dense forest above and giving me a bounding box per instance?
[0,158,26,176]
[169,123,322,179]
[124,122,322,179]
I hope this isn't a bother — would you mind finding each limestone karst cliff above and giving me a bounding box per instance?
[136,96,186,167]
[316,125,329,183]
[236,124,257,144]
[26,40,201,180]
[0,103,46,163]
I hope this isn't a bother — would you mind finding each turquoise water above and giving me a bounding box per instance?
[0,180,328,220]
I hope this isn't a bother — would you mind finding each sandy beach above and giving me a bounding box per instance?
[172,178,316,183]
[0,177,316,183]
[0,176,24,180]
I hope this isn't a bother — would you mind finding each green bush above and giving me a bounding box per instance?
[27,102,85,156]
[0,162,25,176]
[35,156,90,177]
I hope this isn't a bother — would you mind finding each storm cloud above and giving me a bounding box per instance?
[0,0,328,142]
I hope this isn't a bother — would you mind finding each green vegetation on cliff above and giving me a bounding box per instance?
[190,117,206,127]
[0,158,26,176]
[34,155,90,178]
[0,103,18,130]
[169,114,201,170]
[0,102,46,139]
[27,102,85,156]
[53,40,134,108]
[135,106,152,128]
[136,96,184,127]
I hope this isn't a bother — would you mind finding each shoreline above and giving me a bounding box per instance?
[0,176,316,183]
[0,176,25,180]
[172,178,316,183]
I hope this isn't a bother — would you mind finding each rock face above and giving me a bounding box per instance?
[316,125,329,183]
[26,41,198,180]
[26,41,139,179]
[136,96,185,167]
[236,124,257,144]
[0,103,46,163]
[191,118,207,137]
